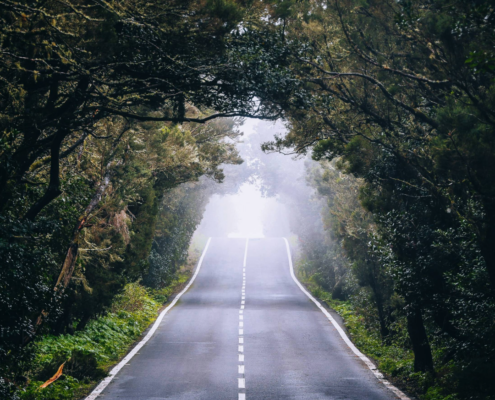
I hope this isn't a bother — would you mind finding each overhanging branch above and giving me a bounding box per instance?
[98,108,283,123]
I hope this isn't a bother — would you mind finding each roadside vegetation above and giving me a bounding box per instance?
[259,1,495,399]
[300,271,453,400]
[285,156,495,400]
[0,2,265,395]
[1,1,495,399]
[19,267,194,400]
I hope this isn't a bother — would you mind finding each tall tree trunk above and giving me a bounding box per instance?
[49,121,130,298]
[54,172,112,291]
[479,204,495,294]
[30,170,113,334]
[24,134,64,221]
[368,267,390,339]
[23,123,130,344]
[407,306,434,372]
[375,294,390,340]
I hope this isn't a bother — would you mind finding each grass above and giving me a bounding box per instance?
[298,271,459,400]
[21,243,457,400]
[20,265,195,400]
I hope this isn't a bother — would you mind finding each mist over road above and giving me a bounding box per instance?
[92,238,397,400]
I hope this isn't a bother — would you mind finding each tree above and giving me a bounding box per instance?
[0,112,246,396]
[261,0,495,381]
[0,0,305,216]
[309,160,394,339]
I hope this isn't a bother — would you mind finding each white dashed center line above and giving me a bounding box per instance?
[238,238,248,400]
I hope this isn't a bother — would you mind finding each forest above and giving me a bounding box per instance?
[1,0,494,399]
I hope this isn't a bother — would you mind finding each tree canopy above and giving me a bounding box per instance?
[1,1,495,399]
[260,0,495,397]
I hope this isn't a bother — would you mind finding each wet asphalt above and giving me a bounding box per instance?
[95,237,397,400]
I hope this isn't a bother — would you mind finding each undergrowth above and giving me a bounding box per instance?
[300,272,459,400]
[19,268,192,400]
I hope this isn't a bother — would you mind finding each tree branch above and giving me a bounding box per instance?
[24,134,64,221]
[98,108,282,123]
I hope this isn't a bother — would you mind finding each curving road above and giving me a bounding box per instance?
[90,237,399,400]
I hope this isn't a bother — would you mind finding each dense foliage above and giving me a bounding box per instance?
[2,0,495,399]
[0,0,303,215]
[17,280,191,400]
[0,115,244,397]
[0,0,302,396]
[261,1,495,398]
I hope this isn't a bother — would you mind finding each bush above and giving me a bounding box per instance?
[16,273,195,399]
[15,283,161,399]
[20,376,81,400]
[302,277,463,400]
[36,350,106,382]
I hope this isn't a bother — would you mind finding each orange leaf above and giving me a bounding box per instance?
[39,362,65,389]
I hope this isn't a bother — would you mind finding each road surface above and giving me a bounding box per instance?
[92,238,398,400]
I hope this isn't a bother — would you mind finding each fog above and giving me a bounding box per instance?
[196,119,307,239]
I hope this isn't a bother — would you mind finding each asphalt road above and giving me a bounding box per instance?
[93,237,398,400]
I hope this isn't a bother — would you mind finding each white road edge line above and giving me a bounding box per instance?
[85,237,213,400]
[283,237,410,400]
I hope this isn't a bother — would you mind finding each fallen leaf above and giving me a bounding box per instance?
[39,362,65,389]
